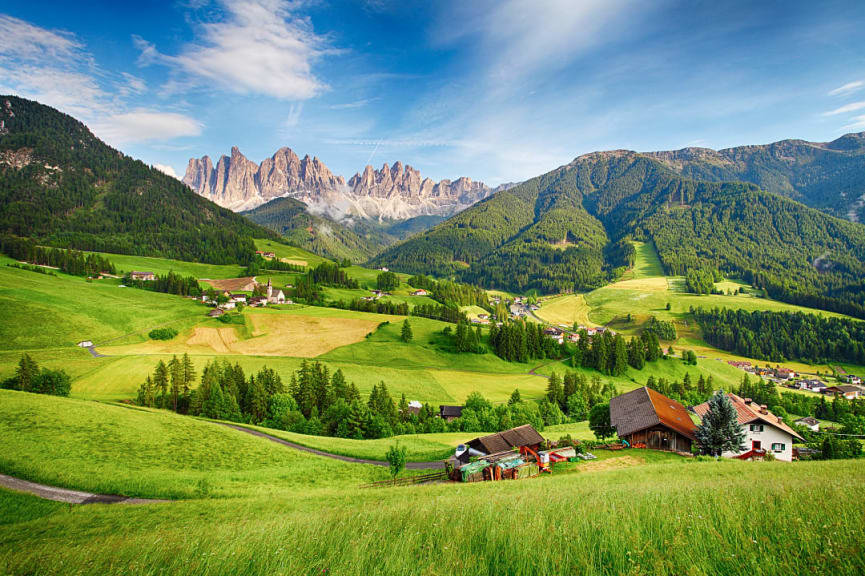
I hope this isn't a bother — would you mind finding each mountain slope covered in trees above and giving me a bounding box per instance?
[372,151,865,317]
[0,96,276,265]
[242,197,381,262]
[646,132,865,223]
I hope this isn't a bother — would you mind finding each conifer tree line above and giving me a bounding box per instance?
[1,353,70,396]
[376,271,399,291]
[124,270,201,296]
[406,275,489,309]
[685,269,721,294]
[542,371,618,423]
[694,307,865,364]
[134,357,583,438]
[245,254,305,275]
[488,320,564,362]
[569,329,664,376]
[308,261,358,288]
[0,237,115,277]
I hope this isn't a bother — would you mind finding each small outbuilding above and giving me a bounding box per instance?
[439,405,464,422]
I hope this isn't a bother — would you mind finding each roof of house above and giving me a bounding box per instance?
[466,424,545,455]
[609,387,697,440]
[795,417,820,426]
[439,405,464,418]
[693,393,804,441]
[830,384,864,393]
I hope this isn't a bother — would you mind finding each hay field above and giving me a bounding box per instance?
[535,294,596,326]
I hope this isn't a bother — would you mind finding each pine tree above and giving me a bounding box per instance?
[15,353,39,392]
[695,392,747,457]
[401,319,413,343]
[168,355,183,412]
[181,353,196,395]
[612,334,628,376]
[546,372,564,409]
[508,388,522,405]
[153,360,169,409]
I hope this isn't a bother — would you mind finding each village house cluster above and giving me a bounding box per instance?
[727,361,863,400]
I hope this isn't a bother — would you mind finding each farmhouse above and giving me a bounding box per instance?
[464,425,545,459]
[794,417,820,432]
[609,387,697,453]
[774,368,795,380]
[439,405,464,422]
[229,294,247,304]
[845,375,862,385]
[797,379,827,392]
[248,296,267,307]
[207,309,225,317]
[130,271,156,281]
[76,340,93,348]
[692,394,803,462]
[411,289,429,296]
[824,385,864,400]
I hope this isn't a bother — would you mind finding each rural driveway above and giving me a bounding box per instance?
[0,473,168,505]
[221,424,446,470]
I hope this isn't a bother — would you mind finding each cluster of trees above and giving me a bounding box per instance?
[685,269,720,294]
[0,238,116,277]
[245,254,304,275]
[308,262,358,288]
[643,316,677,341]
[124,271,201,297]
[544,371,618,423]
[444,320,485,353]
[136,354,198,412]
[646,373,714,407]
[489,320,563,363]
[376,271,399,291]
[338,297,409,316]
[148,328,178,340]
[694,307,865,364]
[1,354,71,396]
[571,330,664,376]
[411,302,466,323]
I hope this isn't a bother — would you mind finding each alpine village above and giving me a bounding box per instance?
[2,2,865,575]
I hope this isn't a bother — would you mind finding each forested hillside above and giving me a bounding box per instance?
[373,151,865,317]
[243,197,380,262]
[0,96,276,264]
[647,132,865,222]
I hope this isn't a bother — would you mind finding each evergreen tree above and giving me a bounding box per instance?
[546,372,564,409]
[153,360,169,409]
[508,388,522,405]
[401,319,413,343]
[695,392,747,457]
[14,353,39,392]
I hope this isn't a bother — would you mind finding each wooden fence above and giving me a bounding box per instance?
[359,470,449,488]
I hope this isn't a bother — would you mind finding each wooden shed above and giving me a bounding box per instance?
[609,387,696,453]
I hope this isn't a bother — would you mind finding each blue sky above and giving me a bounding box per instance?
[2,0,865,185]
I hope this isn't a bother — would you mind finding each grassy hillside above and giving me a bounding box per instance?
[1,446,863,574]
[0,95,276,265]
[0,390,391,499]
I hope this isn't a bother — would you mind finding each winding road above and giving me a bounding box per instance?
[220,424,446,470]
[0,473,167,505]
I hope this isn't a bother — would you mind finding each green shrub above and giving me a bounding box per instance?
[148,328,178,340]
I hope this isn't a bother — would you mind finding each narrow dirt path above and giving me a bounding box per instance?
[220,424,445,470]
[0,473,168,505]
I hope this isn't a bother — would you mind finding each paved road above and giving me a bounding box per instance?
[221,424,446,470]
[0,473,168,505]
[85,345,105,358]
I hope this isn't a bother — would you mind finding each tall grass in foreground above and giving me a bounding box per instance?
[2,459,863,575]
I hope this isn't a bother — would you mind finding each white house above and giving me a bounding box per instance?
[221,301,236,310]
[77,340,93,348]
[693,393,803,462]
[794,417,820,432]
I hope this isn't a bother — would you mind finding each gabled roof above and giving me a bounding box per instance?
[609,387,697,440]
[467,424,545,455]
[692,393,804,441]
[795,416,819,426]
[439,405,464,418]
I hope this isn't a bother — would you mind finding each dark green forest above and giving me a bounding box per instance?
[0,96,275,265]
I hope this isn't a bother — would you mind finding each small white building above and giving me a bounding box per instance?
[794,417,820,432]
[221,301,236,310]
[693,393,804,462]
[77,340,93,348]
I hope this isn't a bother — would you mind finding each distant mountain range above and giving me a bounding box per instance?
[183,147,496,220]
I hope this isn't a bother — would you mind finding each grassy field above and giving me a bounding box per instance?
[0,390,392,499]
[535,293,596,327]
[1,451,862,575]
[87,251,246,279]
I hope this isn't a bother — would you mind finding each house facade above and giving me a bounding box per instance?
[692,394,803,462]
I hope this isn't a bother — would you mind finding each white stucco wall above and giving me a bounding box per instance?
[722,422,795,462]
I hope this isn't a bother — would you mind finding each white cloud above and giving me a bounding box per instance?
[435,0,644,81]
[283,102,303,128]
[328,97,379,110]
[822,101,865,116]
[90,110,203,144]
[841,114,865,132]
[152,163,179,178]
[828,80,864,97]
[0,15,203,149]
[137,0,335,100]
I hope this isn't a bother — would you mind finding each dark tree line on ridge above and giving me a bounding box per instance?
[694,307,865,364]
[0,237,116,277]
[124,271,202,297]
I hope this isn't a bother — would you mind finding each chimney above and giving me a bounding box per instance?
[744,398,752,405]
[760,405,768,414]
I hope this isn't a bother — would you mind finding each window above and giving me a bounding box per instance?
[772,443,785,452]
[749,424,764,432]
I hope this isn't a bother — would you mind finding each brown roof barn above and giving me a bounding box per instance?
[466,424,545,455]
[609,387,697,453]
